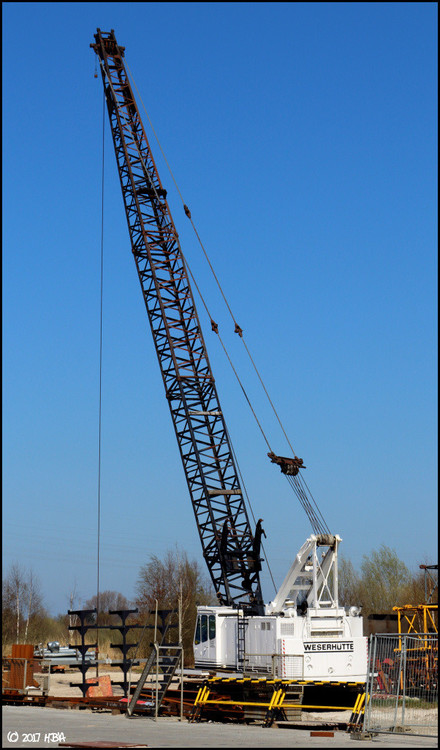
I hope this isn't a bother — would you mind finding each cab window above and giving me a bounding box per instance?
[194,616,201,645]
[200,614,208,642]
[208,615,216,640]
[195,613,215,644]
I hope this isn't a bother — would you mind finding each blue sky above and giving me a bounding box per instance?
[3,2,437,616]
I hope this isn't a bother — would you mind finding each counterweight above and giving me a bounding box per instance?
[91,29,264,612]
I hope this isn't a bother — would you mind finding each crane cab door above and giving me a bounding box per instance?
[194,612,217,667]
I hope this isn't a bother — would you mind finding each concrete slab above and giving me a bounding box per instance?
[2,706,438,748]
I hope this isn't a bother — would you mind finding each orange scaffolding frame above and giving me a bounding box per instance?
[392,604,438,692]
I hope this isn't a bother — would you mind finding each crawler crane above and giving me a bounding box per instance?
[91,29,367,682]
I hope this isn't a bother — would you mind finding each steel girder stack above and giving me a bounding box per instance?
[91,29,264,613]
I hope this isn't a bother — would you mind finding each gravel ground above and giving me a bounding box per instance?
[3,706,439,748]
[21,669,437,746]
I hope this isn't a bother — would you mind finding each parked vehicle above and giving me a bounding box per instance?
[33,642,96,673]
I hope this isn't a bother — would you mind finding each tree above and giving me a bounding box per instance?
[24,569,37,642]
[2,563,46,650]
[78,590,133,657]
[402,567,429,607]
[2,563,26,644]
[338,546,438,627]
[358,544,413,616]
[84,590,131,626]
[338,556,362,608]
[135,547,215,664]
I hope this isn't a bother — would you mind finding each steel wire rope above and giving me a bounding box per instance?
[173,248,325,584]
[97,60,171,676]
[124,61,330,535]
[286,475,317,532]
[182,238,331,535]
[125,61,299,455]
[103,55,327,547]
[225,425,277,595]
[178,252,280,591]
[100,58,276,457]
[111,60,275,457]
[288,476,323,536]
[95,81,106,676]
[296,473,330,535]
[104,57,325,540]
[97,60,171,667]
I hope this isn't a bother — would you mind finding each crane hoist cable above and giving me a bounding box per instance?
[98,60,273,457]
[122,59,330,537]
[95,82,106,672]
[125,62,297,453]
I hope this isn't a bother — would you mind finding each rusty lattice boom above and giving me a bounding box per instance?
[91,29,264,612]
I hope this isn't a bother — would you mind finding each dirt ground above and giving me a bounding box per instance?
[31,666,141,698]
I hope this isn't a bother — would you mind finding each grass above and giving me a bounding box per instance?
[373,697,437,710]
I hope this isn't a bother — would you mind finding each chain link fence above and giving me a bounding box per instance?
[364,633,438,737]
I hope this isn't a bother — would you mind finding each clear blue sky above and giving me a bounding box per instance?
[3,2,437,617]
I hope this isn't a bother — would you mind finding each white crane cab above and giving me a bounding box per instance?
[194,534,368,682]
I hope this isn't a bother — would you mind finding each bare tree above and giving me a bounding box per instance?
[84,590,131,626]
[2,563,45,647]
[24,570,35,643]
[68,580,79,615]
[3,563,28,642]
[135,547,215,664]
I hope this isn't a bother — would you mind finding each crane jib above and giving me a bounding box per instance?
[91,29,264,613]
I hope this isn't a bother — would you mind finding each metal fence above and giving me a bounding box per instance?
[364,633,438,737]
[272,653,304,679]
[240,653,304,678]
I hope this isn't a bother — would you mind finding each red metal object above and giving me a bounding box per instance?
[86,674,113,698]
[8,645,39,690]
